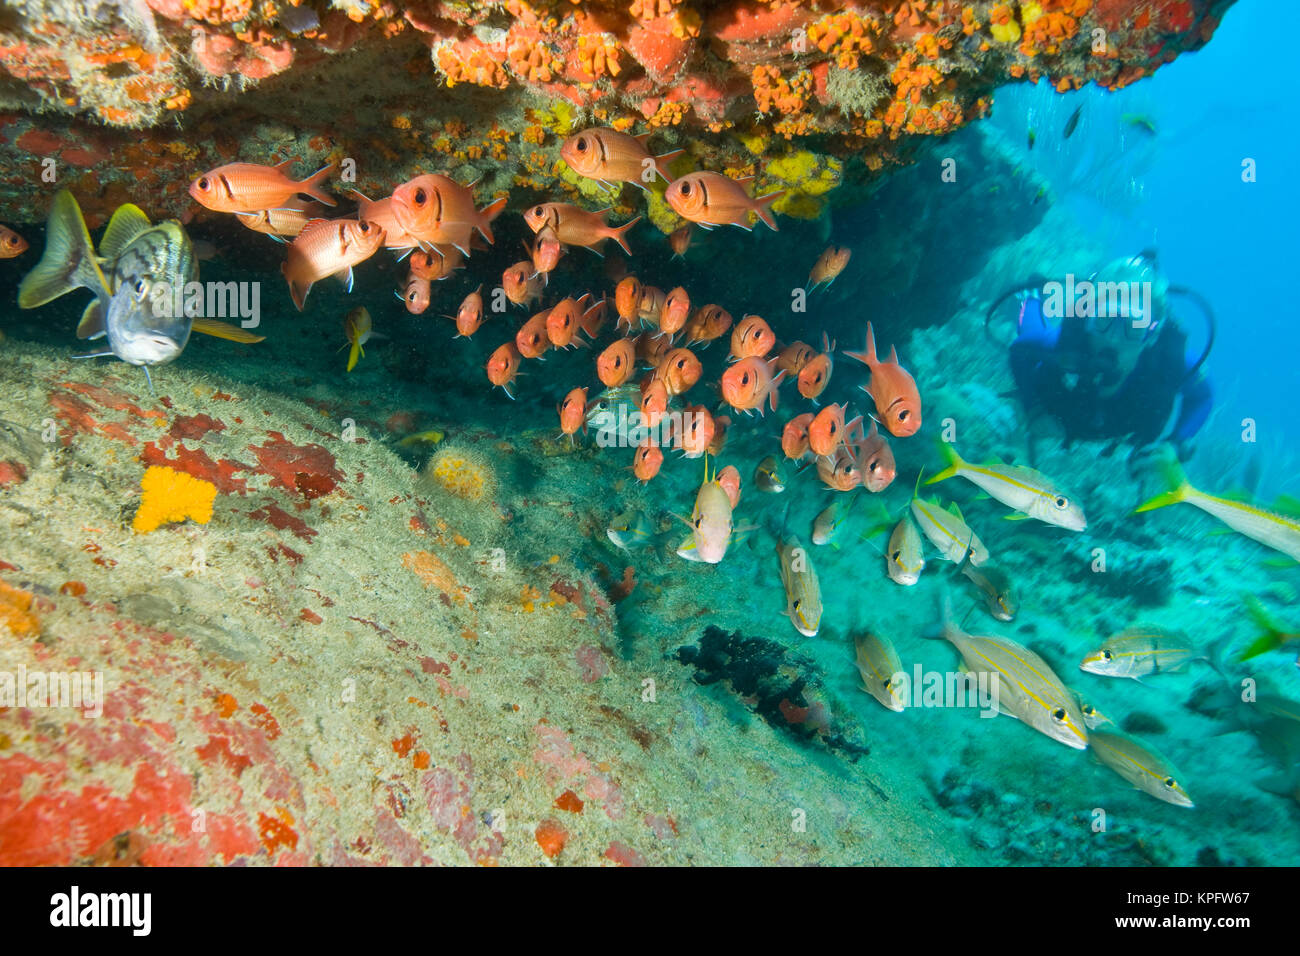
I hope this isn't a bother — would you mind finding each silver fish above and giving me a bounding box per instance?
[607,509,657,551]
[776,534,821,637]
[854,632,906,712]
[1089,729,1193,808]
[19,191,196,370]
[911,494,989,566]
[886,513,925,585]
[1079,626,1201,680]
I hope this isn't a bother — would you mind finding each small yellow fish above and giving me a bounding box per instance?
[1089,729,1193,808]
[397,429,445,447]
[812,497,856,547]
[342,306,373,372]
[854,632,906,712]
[1079,626,1202,680]
[776,534,821,637]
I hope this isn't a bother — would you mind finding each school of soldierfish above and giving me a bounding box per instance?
[9,126,1300,812]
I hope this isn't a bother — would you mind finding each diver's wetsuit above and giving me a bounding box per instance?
[1009,295,1211,449]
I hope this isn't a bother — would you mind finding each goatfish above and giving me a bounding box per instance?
[776,533,821,637]
[1241,598,1300,666]
[1135,454,1300,563]
[854,632,906,712]
[911,474,989,566]
[956,547,1018,622]
[676,458,741,564]
[1079,626,1205,680]
[607,509,658,551]
[937,598,1089,750]
[928,443,1086,531]
[1089,729,1193,808]
[885,512,925,585]
[755,455,785,493]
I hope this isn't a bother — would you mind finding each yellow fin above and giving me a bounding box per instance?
[191,318,266,343]
[18,189,109,308]
[77,300,106,339]
[99,203,152,260]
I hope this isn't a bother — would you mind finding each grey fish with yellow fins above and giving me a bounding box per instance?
[676,458,741,564]
[937,598,1088,750]
[1089,729,1193,808]
[928,442,1086,531]
[812,495,858,546]
[1079,700,1112,729]
[955,547,1017,621]
[607,509,657,551]
[776,534,821,637]
[1241,597,1300,666]
[885,512,925,585]
[911,487,989,566]
[1079,625,1204,680]
[754,454,785,493]
[854,632,906,712]
[1135,451,1300,563]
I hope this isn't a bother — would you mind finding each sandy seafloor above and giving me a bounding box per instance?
[1,157,1298,867]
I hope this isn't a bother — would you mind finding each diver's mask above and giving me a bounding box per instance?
[1080,252,1169,397]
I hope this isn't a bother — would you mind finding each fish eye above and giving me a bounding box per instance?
[1102,649,1113,662]
[679,182,690,195]
[694,516,701,529]
[414,188,427,205]
[198,177,209,189]
[1051,708,1066,723]
[576,137,588,152]
[741,373,750,384]
[898,409,910,421]
[792,600,801,612]
[1054,496,1069,509]
[532,205,543,217]
[1163,777,1176,789]
[869,460,879,472]
[891,549,901,561]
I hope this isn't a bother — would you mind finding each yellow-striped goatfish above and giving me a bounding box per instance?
[776,534,822,637]
[1135,454,1300,563]
[1079,626,1204,680]
[928,443,1086,531]
[1089,729,1193,808]
[854,632,906,712]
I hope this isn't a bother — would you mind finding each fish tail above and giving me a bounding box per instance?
[297,163,338,206]
[609,215,641,255]
[842,321,877,367]
[18,189,108,309]
[752,190,784,231]
[346,340,362,372]
[927,441,964,484]
[653,148,685,181]
[476,196,509,244]
[1240,597,1285,660]
[284,270,311,312]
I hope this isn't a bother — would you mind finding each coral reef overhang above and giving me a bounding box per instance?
[0,0,1236,226]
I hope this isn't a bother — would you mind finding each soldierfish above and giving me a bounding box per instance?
[938,602,1089,750]
[816,445,862,492]
[0,225,27,257]
[781,413,814,461]
[559,127,684,188]
[807,245,851,291]
[633,440,664,483]
[409,244,466,282]
[390,173,507,254]
[189,157,336,213]
[720,356,784,416]
[236,199,329,240]
[665,171,783,231]
[659,287,690,339]
[852,419,896,493]
[855,633,906,712]
[528,224,564,280]
[515,309,551,359]
[502,260,544,307]
[1135,453,1300,563]
[596,338,637,387]
[928,443,1087,531]
[281,217,385,311]
[683,304,732,346]
[400,272,431,314]
[452,285,484,337]
[1089,729,1193,808]
[545,295,591,349]
[675,405,715,459]
[486,342,522,399]
[797,332,834,401]
[776,534,822,637]
[614,275,642,328]
[522,202,640,255]
[558,387,589,439]
[676,460,741,564]
[807,403,859,459]
[775,341,815,375]
[656,347,702,396]
[886,513,925,585]
[844,321,922,437]
[348,189,421,249]
[729,314,775,362]
[669,224,693,258]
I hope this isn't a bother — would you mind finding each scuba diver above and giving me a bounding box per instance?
[986,251,1215,462]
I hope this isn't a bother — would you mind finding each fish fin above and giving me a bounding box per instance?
[1133,452,1191,513]
[842,321,877,367]
[927,440,964,484]
[947,502,964,521]
[696,222,715,231]
[192,318,266,343]
[77,300,106,340]
[71,348,115,359]
[346,187,374,205]
[653,148,685,181]
[334,266,355,292]
[475,196,508,244]
[347,340,362,372]
[752,190,784,231]
[274,155,301,174]
[1262,556,1300,569]
[1273,494,1300,518]
[284,273,311,312]
[296,162,338,206]
[1002,513,1030,521]
[98,203,152,259]
[609,215,641,256]
[18,189,110,309]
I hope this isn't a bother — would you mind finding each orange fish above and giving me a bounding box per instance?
[633,439,664,483]
[502,260,544,307]
[844,321,922,437]
[729,314,775,362]
[659,287,690,339]
[190,158,336,213]
[656,347,702,396]
[522,202,639,255]
[559,128,684,188]
[0,225,28,257]
[665,171,783,231]
[676,405,715,459]
[707,414,731,456]
[720,356,784,416]
[235,198,328,240]
[452,285,484,338]
[528,224,564,280]
[390,173,506,253]
[852,419,896,493]
[669,224,693,258]
[797,332,835,401]
[400,272,431,314]
[486,342,522,399]
[684,304,733,347]
[348,189,421,249]
[545,295,585,348]
[281,218,385,311]
[515,309,552,359]
[579,297,608,341]
[558,386,589,438]
[636,330,671,368]
[640,376,670,431]
[409,244,465,281]
[614,275,642,330]
[807,402,861,459]
[637,285,666,329]
[817,445,862,492]
[775,341,814,375]
[597,338,637,387]
[781,413,814,461]
[807,245,852,291]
